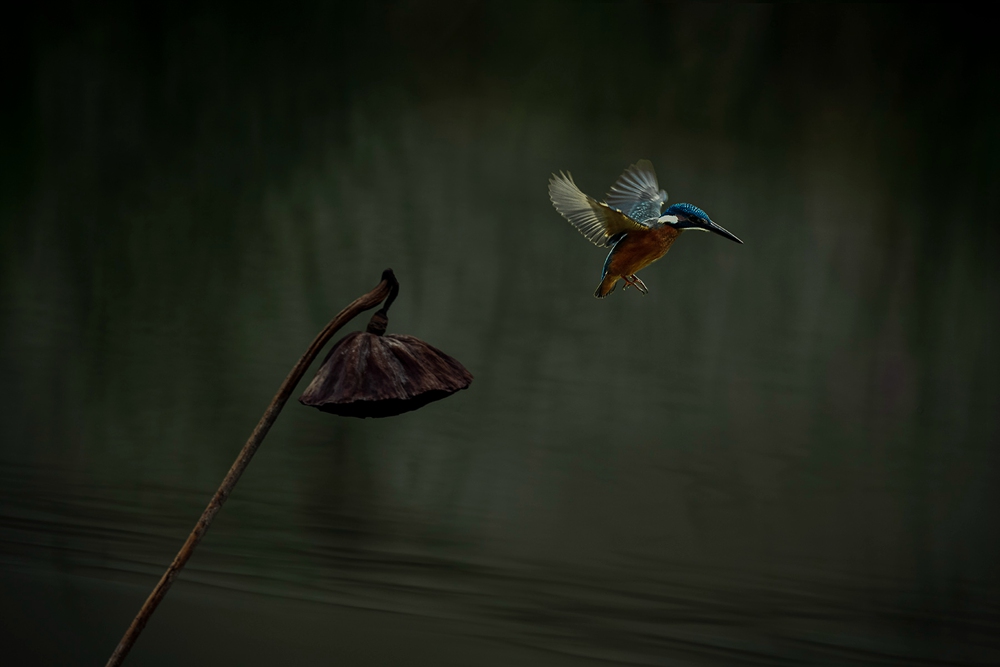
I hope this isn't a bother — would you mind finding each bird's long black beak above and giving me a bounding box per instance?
[707,220,743,244]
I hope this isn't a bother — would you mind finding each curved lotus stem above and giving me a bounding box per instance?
[105,269,399,667]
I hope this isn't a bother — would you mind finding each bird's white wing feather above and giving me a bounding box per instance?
[605,159,667,222]
[549,172,648,247]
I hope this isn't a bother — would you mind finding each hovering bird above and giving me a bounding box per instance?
[549,160,742,298]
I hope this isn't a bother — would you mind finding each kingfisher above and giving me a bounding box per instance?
[549,160,742,298]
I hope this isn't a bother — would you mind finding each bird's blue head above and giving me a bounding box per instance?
[661,203,742,244]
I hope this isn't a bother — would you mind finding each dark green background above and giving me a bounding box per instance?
[2,3,998,665]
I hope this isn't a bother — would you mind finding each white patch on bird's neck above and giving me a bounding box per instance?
[657,214,679,225]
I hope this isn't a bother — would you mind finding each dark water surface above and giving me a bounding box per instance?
[3,4,999,665]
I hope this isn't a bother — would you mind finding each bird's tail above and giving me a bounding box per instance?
[595,275,618,299]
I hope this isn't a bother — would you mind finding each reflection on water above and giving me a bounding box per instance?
[2,4,999,665]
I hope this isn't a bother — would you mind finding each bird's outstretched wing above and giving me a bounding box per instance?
[605,159,667,223]
[549,172,649,247]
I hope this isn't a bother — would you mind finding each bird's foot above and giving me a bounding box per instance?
[630,275,649,295]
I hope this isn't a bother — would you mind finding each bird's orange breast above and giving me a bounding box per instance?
[606,226,681,277]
